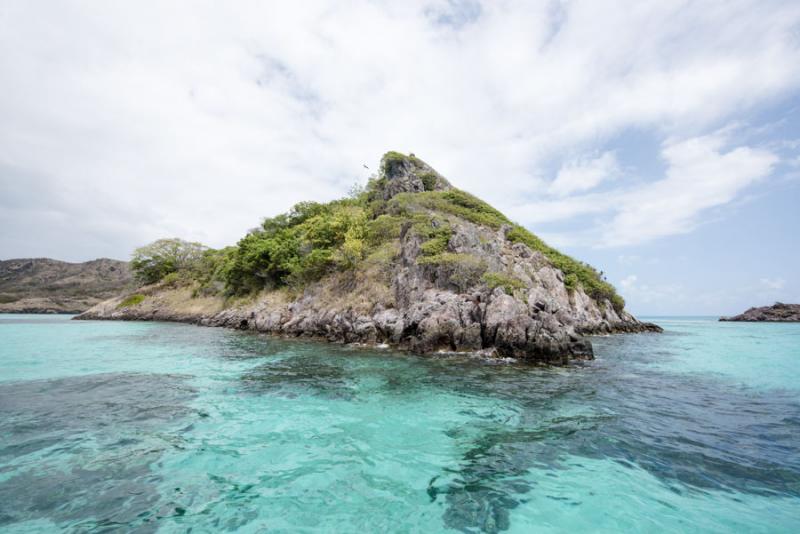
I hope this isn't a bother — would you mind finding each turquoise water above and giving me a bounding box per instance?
[1,315,798,533]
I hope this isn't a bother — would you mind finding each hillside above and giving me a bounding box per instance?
[77,152,660,363]
[0,258,132,313]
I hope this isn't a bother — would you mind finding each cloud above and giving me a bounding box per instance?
[509,131,778,246]
[619,274,638,291]
[0,1,799,260]
[760,277,786,290]
[549,151,618,197]
[600,133,779,246]
[617,274,686,305]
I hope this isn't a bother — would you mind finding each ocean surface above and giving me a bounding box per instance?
[0,315,798,533]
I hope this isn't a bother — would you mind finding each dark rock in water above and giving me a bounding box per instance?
[720,302,800,322]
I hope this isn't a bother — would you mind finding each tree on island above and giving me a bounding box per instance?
[130,238,208,285]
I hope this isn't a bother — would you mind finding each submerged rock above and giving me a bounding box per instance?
[720,302,800,322]
[76,152,661,363]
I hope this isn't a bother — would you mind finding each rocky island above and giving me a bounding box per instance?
[77,152,661,363]
[720,302,800,322]
[0,258,132,313]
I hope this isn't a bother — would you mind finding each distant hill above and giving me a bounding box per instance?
[0,258,132,314]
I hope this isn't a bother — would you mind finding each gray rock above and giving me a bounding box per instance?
[720,302,800,322]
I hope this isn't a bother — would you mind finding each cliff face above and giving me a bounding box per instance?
[77,152,660,363]
[0,258,132,313]
[720,303,800,322]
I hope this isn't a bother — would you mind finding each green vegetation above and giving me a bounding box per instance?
[417,221,452,257]
[381,150,409,173]
[564,273,579,291]
[366,214,403,246]
[390,189,510,229]
[221,199,378,294]
[420,172,438,191]
[118,294,145,308]
[130,238,208,285]
[127,151,623,311]
[482,272,526,295]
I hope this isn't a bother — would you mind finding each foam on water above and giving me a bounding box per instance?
[0,314,798,532]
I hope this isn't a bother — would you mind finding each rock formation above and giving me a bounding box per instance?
[720,302,800,322]
[77,152,661,363]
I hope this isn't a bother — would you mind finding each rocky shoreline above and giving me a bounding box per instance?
[76,227,662,365]
[720,302,800,322]
[75,298,660,363]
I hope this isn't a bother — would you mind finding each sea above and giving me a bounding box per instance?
[0,314,798,533]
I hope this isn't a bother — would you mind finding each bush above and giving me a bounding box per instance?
[118,294,145,308]
[160,272,182,287]
[483,272,526,295]
[420,172,438,191]
[223,201,371,294]
[130,238,208,285]
[366,215,404,246]
[418,223,452,257]
[563,273,578,291]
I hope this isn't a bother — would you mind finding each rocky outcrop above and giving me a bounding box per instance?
[377,152,453,199]
[77,221,660,364]
[0,258,132,313]
[720,302,800,322]
[76,153,661,364]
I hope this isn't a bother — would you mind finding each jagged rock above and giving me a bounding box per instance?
[378,152,452,199]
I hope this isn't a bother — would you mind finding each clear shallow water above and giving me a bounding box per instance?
[0,315,798,533]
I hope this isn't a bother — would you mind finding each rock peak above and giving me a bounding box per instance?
[376,151,453,200]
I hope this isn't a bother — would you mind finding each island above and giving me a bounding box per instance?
[0,258,132,314]
[720,302,800,322]
[76,151,661,363]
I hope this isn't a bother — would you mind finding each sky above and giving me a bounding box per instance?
[1,0,799,315]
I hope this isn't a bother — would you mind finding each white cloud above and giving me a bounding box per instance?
[0,1,799,260]
[509,131,778,246]
[601,133,779,246]
[760,277,786,290]
[617,255,641,265]
[619,274,638,291]
[617,274,686,305]
[549,151,618,197]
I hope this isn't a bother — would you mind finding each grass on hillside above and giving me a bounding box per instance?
[117,294,145,308]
